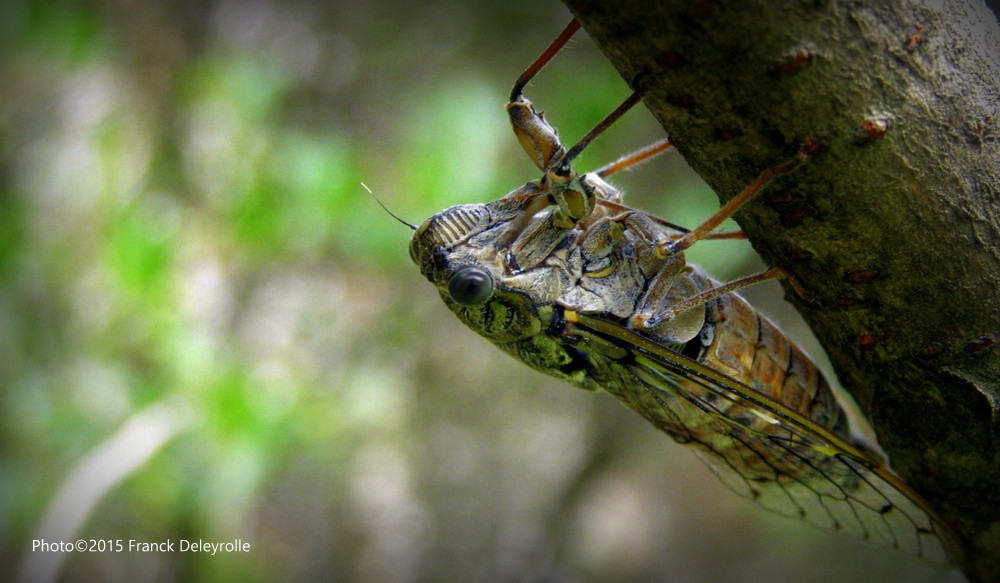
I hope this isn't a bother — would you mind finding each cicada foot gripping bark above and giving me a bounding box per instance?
[409,19,963,566]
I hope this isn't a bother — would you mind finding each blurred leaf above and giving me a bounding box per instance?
[5,0,106,64]
[104,205,176,307]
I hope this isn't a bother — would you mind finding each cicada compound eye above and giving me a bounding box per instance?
[447,267,494,307]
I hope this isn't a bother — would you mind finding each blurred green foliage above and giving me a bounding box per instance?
[0,1,964,582]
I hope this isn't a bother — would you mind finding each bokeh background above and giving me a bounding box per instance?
[1,1,980,582]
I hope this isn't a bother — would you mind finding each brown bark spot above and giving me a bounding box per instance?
[967,336,995,356]
[845,268,878,284]
[856,333,877,350]
[774,48,811,75]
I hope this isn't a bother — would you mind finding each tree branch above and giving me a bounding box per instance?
[561,0,1000,579]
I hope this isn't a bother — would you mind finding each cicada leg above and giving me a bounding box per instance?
[594,138,673,179]
[542,92,645,225]
[700,230,747,241]
[657,139,821,258]
[591,140,750,241]
[506,19,579,172]
[634,266,806,333]
[506,18,649,226]
[499,129,675,250]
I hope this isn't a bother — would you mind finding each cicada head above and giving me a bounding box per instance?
[410,180,646,392]
[409,193,555,344]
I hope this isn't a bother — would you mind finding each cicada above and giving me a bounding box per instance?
[408,19,961,565]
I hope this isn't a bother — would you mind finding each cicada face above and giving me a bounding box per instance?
[408,193,573,377]
[411,210,548,346]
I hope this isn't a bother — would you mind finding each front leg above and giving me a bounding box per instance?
[506,20,579,172]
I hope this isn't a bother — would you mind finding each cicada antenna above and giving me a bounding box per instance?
[362,182,416,230]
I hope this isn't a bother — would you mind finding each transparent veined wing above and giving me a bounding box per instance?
[565,310,963,565]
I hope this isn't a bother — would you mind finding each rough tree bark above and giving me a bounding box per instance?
[560,0,1000,580]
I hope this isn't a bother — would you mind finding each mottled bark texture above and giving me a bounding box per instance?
[561,0,1000,579]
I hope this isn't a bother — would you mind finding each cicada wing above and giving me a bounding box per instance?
[571,313,963,565]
